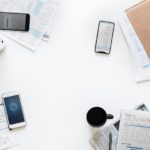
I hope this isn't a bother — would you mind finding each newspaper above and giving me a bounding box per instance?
[90,103,149,150]
[90,125,118,150]
[0,0,59,51]
[117,110,150,150]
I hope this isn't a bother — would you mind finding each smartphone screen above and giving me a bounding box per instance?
[0,12,30,31]
[4,95,25,125]
[95,21,115,54]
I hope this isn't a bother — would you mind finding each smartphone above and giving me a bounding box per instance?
[95,20,115,54]
[0,12,30,31]
[2,91,26,129]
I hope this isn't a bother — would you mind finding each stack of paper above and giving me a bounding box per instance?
[0,105,18,150]
[119,12,150,83]
[0,0,59,51]
[117,110,150,150]
[90,103,150,150]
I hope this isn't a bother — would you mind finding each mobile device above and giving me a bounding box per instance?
[2,91,26,129]
[95,20,115,54]
[0,12,30,31]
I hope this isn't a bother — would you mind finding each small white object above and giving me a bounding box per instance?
[0,36,6,52]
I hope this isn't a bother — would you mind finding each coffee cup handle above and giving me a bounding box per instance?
[107,114,114,119]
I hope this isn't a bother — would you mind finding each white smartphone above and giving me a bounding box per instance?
[95,20,115,54]
[2,91,26,130]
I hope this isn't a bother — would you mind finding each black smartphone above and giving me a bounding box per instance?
[95,20,115,54]
[0,12,30,31]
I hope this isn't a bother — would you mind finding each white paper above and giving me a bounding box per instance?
[119,12,150,68]
[119,13,150,82]
[0,105,8,131]
[42,7,58,41]
[0,132,17,150]
[117,110,150,150]
[0,105,18,150]
[42,0,59,41]
[0,0,59,51]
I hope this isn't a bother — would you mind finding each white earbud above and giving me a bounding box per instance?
[0,37,6,52]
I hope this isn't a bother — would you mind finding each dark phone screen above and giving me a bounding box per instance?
[0,12,29,31]
[4,95,25,125]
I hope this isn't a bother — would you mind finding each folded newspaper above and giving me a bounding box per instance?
[119,12,150,83]
[90,103,149,150]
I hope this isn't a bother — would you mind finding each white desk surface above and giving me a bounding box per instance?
[0,0,149,149]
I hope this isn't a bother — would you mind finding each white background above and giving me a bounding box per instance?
[0,0,149,150]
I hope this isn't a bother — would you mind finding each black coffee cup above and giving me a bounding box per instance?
[86,107,114,127]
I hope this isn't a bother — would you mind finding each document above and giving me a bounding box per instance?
[0,132,17,150]
[0,105,8,131]
[42,7,58,41]
[0,0,59,51]
[0,105,18,150]
[119,13,150,82]
[90,103,149,150]
[126,0,150,60]
[117,110,150,150]
[119,12,150,68]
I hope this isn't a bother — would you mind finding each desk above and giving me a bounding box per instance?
[0,0,149,149]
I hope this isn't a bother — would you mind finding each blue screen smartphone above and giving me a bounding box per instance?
[2,91,26,130]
